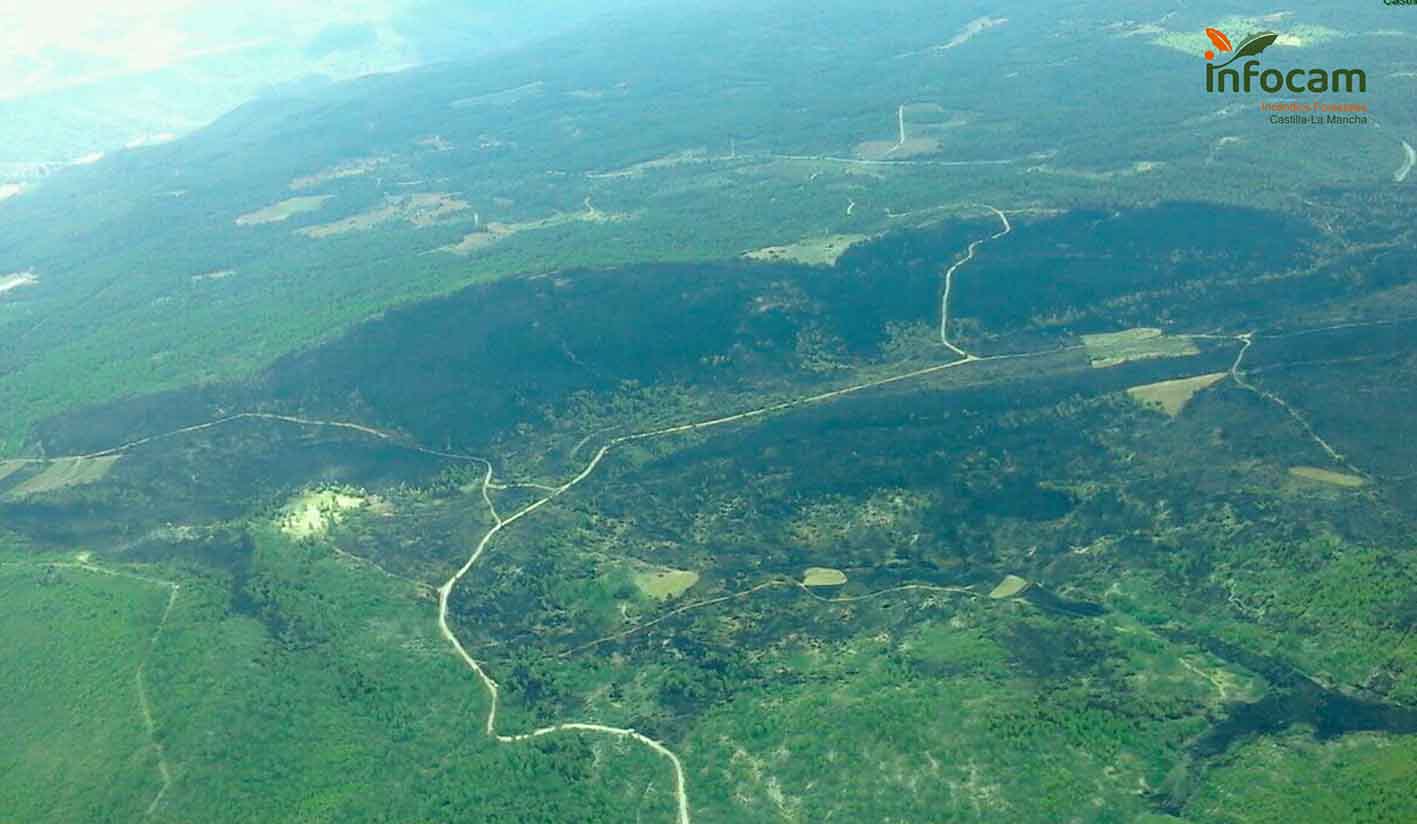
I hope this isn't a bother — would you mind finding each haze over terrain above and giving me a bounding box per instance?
[0,0,654,164]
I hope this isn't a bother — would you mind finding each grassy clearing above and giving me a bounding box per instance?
[802,567,848,587]
[1082,327,1198,368]
[5,456,119,499]
[1288,466,1367,488]
[438,208,637,255]
[633,568,700,600]
[1127,372,1227,417]
[989,574,1030,599]
[298,193,469,238]
[744,234,870,266]
[278,488,381,539]
[234,195,332,226]
[0,563,169,820]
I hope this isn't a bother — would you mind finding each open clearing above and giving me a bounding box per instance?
[801,567,848,587]
[5,457,120,499]
[1082,328,1198,368]
[634,569,701,600]
[989,575,1031,599]
[0,272,38,296]
[1288,466,1367,488]
[278,489,379,538]
[299,193,468,238]
[1127,373,1227,417]
[438,208,636,256]
[235,196,332,226]
[1153,19,1340,54]
[744,234,869,266]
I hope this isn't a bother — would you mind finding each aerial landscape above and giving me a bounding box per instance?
[3,1,1417,822]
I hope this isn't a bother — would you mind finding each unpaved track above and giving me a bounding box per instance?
[1227,333,1366,477]
[29,561,180,815]
[940,206,1011,355]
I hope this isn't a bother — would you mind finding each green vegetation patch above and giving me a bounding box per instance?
[1288,466,1367,488]
[743,234,870,266]
[1082,327,1198,369]
[1185,732,1417,824]
[1153,19,1344,55]
[633,568,701,600]
[277,488,381,539]
[4,456,119,499]
[989,574,1031,599]
[297,193,469,238]
[0,562,170,820]
[801,566,848,587]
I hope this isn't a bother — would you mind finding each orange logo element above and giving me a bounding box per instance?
[1204,27,1232,61]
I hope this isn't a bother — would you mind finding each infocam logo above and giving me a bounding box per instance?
[1203,27,1367,93]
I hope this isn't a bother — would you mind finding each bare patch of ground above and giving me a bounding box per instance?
[437,207,636,256]
[1127,373,1227,417]
[290,157,388,191]
[1288,466,1367,488]
[235,196,332,226]
[190,269,235,283]
[0,183,23,201]
[299,193,469,239]
[5,457,120,499]
[0,272,38,296]
[802,567,847,587]
[634,569,700,600]
[743,234,869,267]
[1082,328,1198,369]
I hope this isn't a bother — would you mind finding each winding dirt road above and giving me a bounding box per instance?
[940,206,1011,356]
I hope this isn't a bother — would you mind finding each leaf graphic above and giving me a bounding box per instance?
[1233,31,1279,59]
[1205,28,1233,52]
